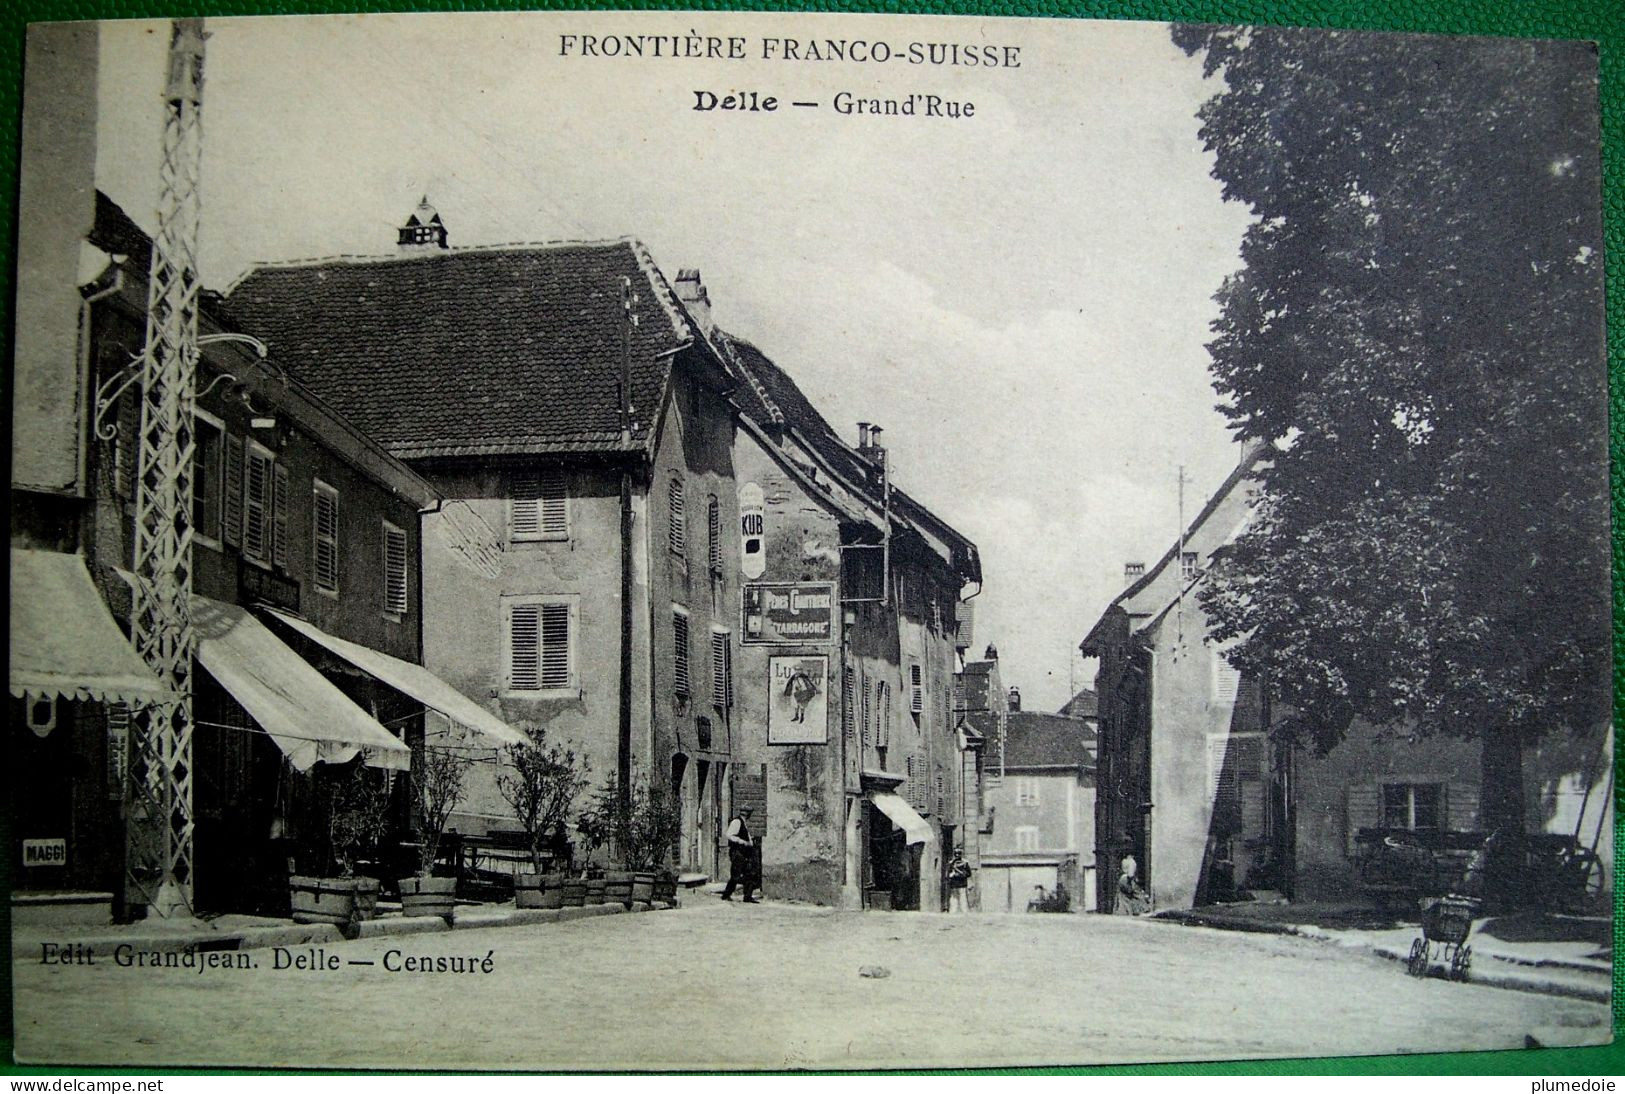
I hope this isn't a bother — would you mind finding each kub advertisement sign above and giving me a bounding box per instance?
[739,482,766,580]
[768,655,828,745]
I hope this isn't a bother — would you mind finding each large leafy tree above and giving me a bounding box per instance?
[1174,25,1610,906]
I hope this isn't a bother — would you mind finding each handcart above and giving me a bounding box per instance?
[1405,894,1480,981]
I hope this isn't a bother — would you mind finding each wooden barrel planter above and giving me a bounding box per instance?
[604,870,635,908]
[516,873,565,909]
[631,871,656,904]
[290,876,364,926]
[561,878,588,907]
[352,877,382,921]
[584,877,607,906]
[653,871,678,905]
[399,875,458,922]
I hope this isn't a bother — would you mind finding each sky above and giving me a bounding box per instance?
[94,11,1256,712]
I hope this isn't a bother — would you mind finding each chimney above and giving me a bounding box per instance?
[1007,686,1022,712]
[1124,562,1146,580]
[397,195,448,250]
[857,423,886,467]
[675,268,713,332]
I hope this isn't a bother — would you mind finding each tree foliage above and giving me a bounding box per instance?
[577,775,683,872]
[410,743,473,876]
[495,735,590,872]
[1174,25,1610,763]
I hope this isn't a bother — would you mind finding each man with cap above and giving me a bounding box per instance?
[720,805,759,903]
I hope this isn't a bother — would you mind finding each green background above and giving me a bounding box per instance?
[0,0,1620,1079]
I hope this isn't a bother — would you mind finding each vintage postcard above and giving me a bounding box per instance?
[8,7,1614,1072]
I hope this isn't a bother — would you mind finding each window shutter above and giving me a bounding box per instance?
[223,434,244,547]
[512,469,568,540]
[707,497,722,573]
[860,670,871,747]
[906,753,917,802]
[935,771,944,816]
[843,665,855,745]
[272,464,290,569]
[510,603,541,690]
[383,524,409,614]
[909,664,924,714]
[711,631,729,709]
[874,681,888,749]
[242,449,272,562]
[673,611,690,697]
[540,603,570,689]
[668,478,686,555]
[1213,649,1241,705]
[313,486,339,591]
[1346,783,1382,856]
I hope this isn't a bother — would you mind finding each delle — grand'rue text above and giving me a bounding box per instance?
[694,90,975,120]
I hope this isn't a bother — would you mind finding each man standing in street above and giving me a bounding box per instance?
[720,806,759,903]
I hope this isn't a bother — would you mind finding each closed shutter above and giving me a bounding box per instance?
[510,604,540,690]
[875,681,889,748]
[860,670,870,748]
[540,603,570,689]
[673,611,690,697]
[1346,783,1382,856]
[668,478,686,555]
[223,433,244,547]
[711,631,731,709]
[242,448,272,563]
[843,665,855,745]
[313,485,339,591]
[707,497,722,572]
[935,771,944,816]
[382,524,409,614]
[509,601,572,691]
[1213,649,1241,705]
[513,469,568,540]
[906,753,918,806]
[272,464,290,569]
[909,663,924,714]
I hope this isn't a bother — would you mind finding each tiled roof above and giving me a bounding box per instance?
[967,711,1096,770]
[1058,688,1098,720]
[722,332,981,581]
[91,191,153,270]
[226,241,691,458]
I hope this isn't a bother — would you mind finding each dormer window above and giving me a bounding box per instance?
[397,195,448,250]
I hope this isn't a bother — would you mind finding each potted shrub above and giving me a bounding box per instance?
[495,733,588,910]
[579,776,682,907]
[397,742,472,922]
[290,761,391,931]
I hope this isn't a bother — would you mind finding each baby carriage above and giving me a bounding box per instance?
[1406,894,1480,981]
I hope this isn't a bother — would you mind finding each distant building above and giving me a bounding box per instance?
[1081,447,1612,913]
[969,710,1096,912]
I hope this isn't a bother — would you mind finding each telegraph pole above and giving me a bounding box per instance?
[128,18,206,918]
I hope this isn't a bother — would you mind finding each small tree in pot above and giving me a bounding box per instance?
[496,733,588,908]
[291,761,391,930]
[398,742,473,921]
[578,775,682,905]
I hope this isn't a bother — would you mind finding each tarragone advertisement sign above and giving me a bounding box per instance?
[742,582,835,645]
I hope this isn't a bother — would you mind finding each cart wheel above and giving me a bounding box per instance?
[1407,937,1428,977]
[1451,944,1471,981]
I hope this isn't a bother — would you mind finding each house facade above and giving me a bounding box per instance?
[970,700,1097,913]
[227,227,749,880]
[1082,446,1613,914]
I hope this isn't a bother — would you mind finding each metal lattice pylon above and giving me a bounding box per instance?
[127,18,206,918]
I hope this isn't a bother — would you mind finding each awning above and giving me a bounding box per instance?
[190,595,410,772]
[9,549,168,707]
[263,607,526,747]
[870,790,937,846]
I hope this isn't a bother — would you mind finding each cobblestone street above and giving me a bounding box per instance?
[12,899,1610,1071]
